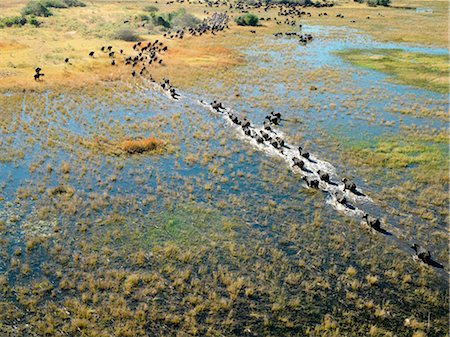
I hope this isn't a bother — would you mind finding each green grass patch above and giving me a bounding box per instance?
[103,203,240,251]
[344,135,448,173]
[336,49,449,94]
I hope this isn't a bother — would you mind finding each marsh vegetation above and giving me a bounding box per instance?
[337,49,449,93]
[0,0,448,336]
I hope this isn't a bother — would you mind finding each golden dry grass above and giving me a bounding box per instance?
[0,29,242,90]
[120,136,164,154]
[300,0,448,47]
[0,0,447,91]
[0,0,243,90]
[80,135,165,155]
[0,0,28,15]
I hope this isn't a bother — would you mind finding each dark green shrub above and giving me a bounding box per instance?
[139,14,150,22]
[22,1,53,17]
[20,0,85,20]
[156,15,171,28]
[29,16,41,26]
[62,0,86,6]
[235,13,259,26]
[40,0,67,8]
[367,0,390,6]
[1,16,27,27]
[271,0,313,5]
[171,12,200,28]
[167,8,185,21]
[143,5,159,12]
[3,16,17,27]
[147,8,200,29]
[114,29,140,41]
[0,15,41,28]
[151,13,171,28]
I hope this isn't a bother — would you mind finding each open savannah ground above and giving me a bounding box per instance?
[0,0,448,336]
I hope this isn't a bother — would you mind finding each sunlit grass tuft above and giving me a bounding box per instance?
[119,136,164,154]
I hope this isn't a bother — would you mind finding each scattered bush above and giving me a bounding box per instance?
[139,14,150,22]
[29,16,41,26]
[1,16,27,27]
[20,0,85,18]
[356,0,390,6]
[0,15,41,28]
[148,12,171,28]
[143,5,159,12]
[271,0,314,5]
[114,28,140,41]
[371,0,390,6]
[40,0,67,8]
[235,13,259,26]
[171,12,200,28]
[22,1,53,17]
[62,0,86,6]
[147,8,200,29]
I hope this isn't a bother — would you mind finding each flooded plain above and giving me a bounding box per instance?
[0,25,448,336]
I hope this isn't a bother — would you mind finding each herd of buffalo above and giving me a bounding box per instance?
[202,99,437,267]
[29,1,440,269]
